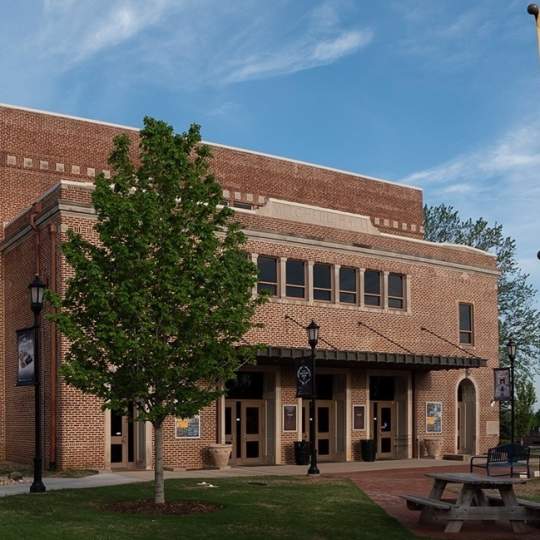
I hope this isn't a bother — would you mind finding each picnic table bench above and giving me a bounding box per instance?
[401,472,540,534]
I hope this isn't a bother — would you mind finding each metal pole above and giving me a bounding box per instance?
[510,352,515,447]
[308,344,319,475]
[30,309,45,493]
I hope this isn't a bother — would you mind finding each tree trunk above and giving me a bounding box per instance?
[154,422,165,504]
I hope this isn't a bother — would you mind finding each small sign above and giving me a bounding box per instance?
[494,368,511,401]
[296,357,314,399]
[426,402,442,433]
[283,405,297,432]
[16,327,35,386]
[353,405,365,430]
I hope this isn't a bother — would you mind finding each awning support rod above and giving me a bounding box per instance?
[357,320,415,355]
[420,326,478,358]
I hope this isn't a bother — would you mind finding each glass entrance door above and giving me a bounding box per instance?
[110,404,135,469]
[373,401,395,459]
[225,400,265,465]
[302,400,335,461]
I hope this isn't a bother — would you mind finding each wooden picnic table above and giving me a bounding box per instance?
[402,472,540,534]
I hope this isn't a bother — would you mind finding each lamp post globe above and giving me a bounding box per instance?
[306,319,320,349]
[29,274,45,314]
[528,4,539,17]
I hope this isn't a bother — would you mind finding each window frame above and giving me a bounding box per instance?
[256,255,279,297]
[285,259,306,299]
[364,269,382,307]
[339,266,358,305]
[388,272,406,310]
[313,262,333,302]
[458,302,474,345]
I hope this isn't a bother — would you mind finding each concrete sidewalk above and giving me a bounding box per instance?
[0,458,461,497]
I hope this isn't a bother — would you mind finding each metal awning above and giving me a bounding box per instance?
[255,346,487,370]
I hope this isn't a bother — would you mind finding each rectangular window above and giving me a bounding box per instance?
[257,256,278,296]
[339,267,357,304]
[286,259,305,298]
[364,270,382,306]
[388,273,405,309]
[313,262,332,301]
[459,303,474,344]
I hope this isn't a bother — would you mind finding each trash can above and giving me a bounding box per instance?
[294,441,310,465]
[360,439,376,462]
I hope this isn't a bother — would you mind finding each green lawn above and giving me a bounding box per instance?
[0,476,418,540]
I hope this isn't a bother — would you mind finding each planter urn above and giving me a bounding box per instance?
[208,443,232,469]
[424,439,443,459]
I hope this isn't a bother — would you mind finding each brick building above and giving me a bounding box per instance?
[0,103,500,471]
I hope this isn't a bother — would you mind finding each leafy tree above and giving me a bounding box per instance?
[515,380,537,439]
[424,204,540,382]
[50,118,263,504]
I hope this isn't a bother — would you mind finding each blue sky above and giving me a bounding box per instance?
[2,1,540,393]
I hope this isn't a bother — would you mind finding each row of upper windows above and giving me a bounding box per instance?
[256,256,407,310]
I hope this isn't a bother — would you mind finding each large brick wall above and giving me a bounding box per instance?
[0,104,499,469]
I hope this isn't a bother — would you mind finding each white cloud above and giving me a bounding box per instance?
[223,29,372,84]
[37,0,180,66]
[403,115,540,307]
[30,1,372,86]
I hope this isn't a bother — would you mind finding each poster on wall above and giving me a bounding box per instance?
[283,405,297,432]
[493,368,511,401]
[353,405,365,430]
[426,402,442,433]
[16,327,35,386]
[175,414,200,438]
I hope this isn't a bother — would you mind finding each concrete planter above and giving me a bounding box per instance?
[424,439,443,459]
[208,444,232,469]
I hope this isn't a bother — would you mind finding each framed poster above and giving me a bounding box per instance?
[16,327,35,386]
[283,405,297,432]
[353,405,365,431]
[493,368,511,401]
[426,402,442,433]
[175,414,200,438]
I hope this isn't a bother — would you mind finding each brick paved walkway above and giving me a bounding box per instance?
[343,465,540,540]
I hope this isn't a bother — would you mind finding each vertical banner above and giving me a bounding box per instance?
[16,327,35,386]
[296,356,314,399]
[493,368,511,401]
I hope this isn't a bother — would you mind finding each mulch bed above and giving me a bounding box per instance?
[106,499,221,516]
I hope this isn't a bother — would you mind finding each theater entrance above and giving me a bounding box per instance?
[302,400,336,461]
[108,403,149,469]
[225,371,275,465]
[225,400,265,465]
[369,374,410,460]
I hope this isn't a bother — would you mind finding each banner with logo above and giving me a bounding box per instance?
[16,327,35,386]
[296,357,314,399]
[493,368,511,401]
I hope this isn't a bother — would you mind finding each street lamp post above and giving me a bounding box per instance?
[29,274,46,493]
[306,320,320,476]
[506,337,517,447]
[528,4,540,56]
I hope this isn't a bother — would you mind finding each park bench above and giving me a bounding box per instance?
[470,443,531,478]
